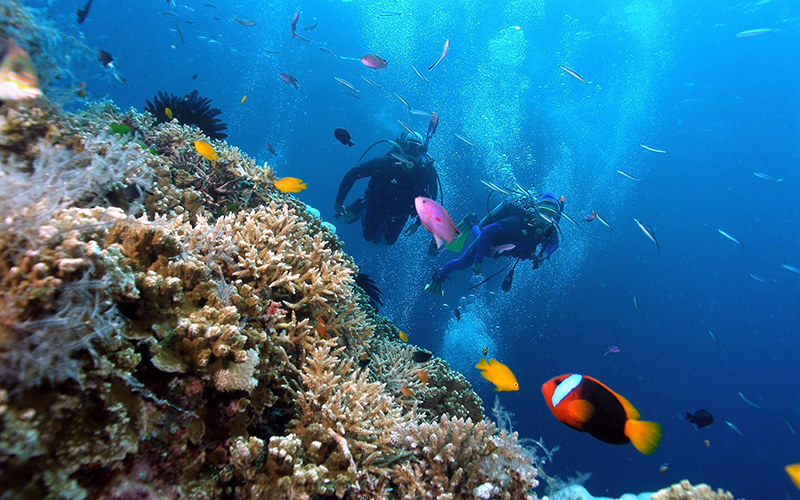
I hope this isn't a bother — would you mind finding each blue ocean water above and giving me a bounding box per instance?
[33,0,800,497]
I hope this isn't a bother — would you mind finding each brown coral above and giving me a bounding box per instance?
[651,480,742,500]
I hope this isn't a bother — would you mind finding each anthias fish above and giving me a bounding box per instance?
[361,54,388,71]
[414,197,459,250]
[279,72,299,89]
[542,373,662,454]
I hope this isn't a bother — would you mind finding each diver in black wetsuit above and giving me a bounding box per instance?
[333,130,439,245]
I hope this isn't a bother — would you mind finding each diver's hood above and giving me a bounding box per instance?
[397,131,427,164]
[537,192,562,222]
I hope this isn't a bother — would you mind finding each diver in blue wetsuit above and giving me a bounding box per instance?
[424,191,563,296]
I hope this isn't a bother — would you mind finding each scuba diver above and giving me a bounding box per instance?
[424,187,563,296]
[334,116,440,245]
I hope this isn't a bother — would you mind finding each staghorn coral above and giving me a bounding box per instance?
[651,480,742,500]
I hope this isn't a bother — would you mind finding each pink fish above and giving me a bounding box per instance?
[414,197,459,250]
[429,112,439,136]
[490,244,515,255]
[604,345,620,356]
[290,12,299,35]
[582,211,597,222]
[266,142,277,155]
[361,54,388,71]
[279,72,299,89]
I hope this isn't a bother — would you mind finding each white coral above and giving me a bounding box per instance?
[212,348,259,392]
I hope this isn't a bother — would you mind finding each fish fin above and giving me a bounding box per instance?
[786,464,800,490]
[474,357,490,370]
[434,235,446,250]
[567,399,595,424]
[624,419,662,455]
[614,393,641,420]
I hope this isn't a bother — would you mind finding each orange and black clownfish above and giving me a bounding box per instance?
[542,374,663,455]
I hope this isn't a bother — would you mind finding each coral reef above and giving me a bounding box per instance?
[651,480,741,500]
[0,86,538,498]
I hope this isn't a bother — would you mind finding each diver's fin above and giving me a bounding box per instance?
[445,216,473,253]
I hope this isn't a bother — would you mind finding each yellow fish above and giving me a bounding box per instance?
[274,177,307,193]
[165,107,173,120]
[0,39,42,100]
[239,95,247,106]
[398,331,408,342]
[194,140,218,161]
[787,464,800,490]
[475,357,519,392]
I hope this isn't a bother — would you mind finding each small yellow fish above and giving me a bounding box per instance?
[274,177,307,193]
[482,346,488,356]
[787,464,800,490]
[165,107,173,120]
[194,140,218,161]
[398,330,408,342]
[475,357,519,392]
[239,95,247,106]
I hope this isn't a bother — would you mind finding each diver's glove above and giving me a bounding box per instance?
[464,213,480,228]
[423,270,445,296]
[403,218,421,236]
[334,203,360,224]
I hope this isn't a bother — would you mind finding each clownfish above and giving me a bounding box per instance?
[542,374,662,455]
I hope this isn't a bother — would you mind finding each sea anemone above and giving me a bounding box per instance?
[144,90,227,139]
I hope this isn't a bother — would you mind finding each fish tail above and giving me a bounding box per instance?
[624,419,662,455]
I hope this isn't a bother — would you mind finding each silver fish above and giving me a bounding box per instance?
[781,414,797,435]
[708,330,721,350]
[409,109,432,117]
[342,90,360,99]
[616,169,645,183]
[749,273,776,283]
[725,420,746,437]
[360,75,381,88]
[319,47,334,56]
[377,11,403,17]
[411,64,429,83]
[782,264,800,274]
[718,229,743,247]
[303,22,318,31]
[560,212,584,231]
[738,391,761,410]
[633,295,642,314]
[397,120,414,135]
[640,144,669,154]
[394,92,411,110]
[455,133,474,146]
[753,172,783,183]
[736,28,774,38]
[595,212,613,232]
[173,22,184,45]
[334,77,357,92]
[634,218,661,251]
[428,38,449,71]
[560,65,588,85]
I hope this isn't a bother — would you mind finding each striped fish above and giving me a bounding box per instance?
[0,39,41,100]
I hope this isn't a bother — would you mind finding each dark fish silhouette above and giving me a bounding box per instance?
[191,73,198,80]
[412,350,432,363]
[334,128,353,147]
[77,0,93,23]
[686,409,714,428]
[97,50,114,68]
[453,308,461,321]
